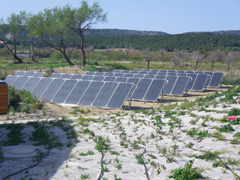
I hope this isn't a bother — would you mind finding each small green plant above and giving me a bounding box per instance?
[195,151,220,161]
[186,142,194,148]
[81,174,90,179]
[4,123,25,146]
[219,124,235,133]
[135,154,144,164]
[79,150,95,156]
[169,160,203,180]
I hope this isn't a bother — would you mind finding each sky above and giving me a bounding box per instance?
[1,0,240,34]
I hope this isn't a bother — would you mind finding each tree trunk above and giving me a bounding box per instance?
[194,62,199,71]
[211,62,214,72]
[60,49,74,66]
[172,65,176,70]
[30,38,36,62]
[147,62,150,69]
[227,63,230,72]
[80,33,86,67]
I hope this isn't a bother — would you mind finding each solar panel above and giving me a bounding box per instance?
[71,74,83,79]
[186,74,197,90]
[107,83,133,109]
[144,74,156,79]
[31,78,53,99]
[171,76,190,96]
[95,72,105,76]
[168,70,176,73]
[39,79,65,101]
[52,80,77,103]
[121,70,130,73]
[177,73,187,76]
[79,81,104,106]
[131,79,152,100]
[148,71,158,74]
[103,76,116,82]
[134,74,145,78]
[15,71,26,76]
[139,71,148,74]
[33,72,45,77]
[115,77,128,82]
[50,73,62,78]
[92,82,118,107]
[82,75,94,80]
[85,71,95,75]
[159,70,168,73]
[12,76,29,90]
[104,72,114,76]
[92,76,105,81]
[204,72,213,86]
[23,72,35,77]
[191,74,208,91]
[163,76,177,95]
[177,71,185,73]
[4,75,18,85]
[114,73,124,77]
[157,73,167,75]
[123,73,134,78]
[155,75,166,79]
[112,70,122,73]
[144,79,166,101]
[127,78,140,85]
[65,80,91,104]
[22,77,41,92]
[60,74,73,79]
[208,72,223,88]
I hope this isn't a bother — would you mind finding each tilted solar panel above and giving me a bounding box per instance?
[144,79,166,101]
[39,79,65,101]
[208,72,223,88]
[107,83,133,109]
[92,76,105,81]
[23,72,35,77]
[60,74,73,79]
[171,76,190,96]
[163,76,177,95]
[92,82,118,107]
[191,74,208,91]
[79,81,104,106]
[12,76,29,90]
[131,79,152,100]
[65,80,91,104]
[15,71,26,76]
[32,78,53,99]
[82,75,94,80]
[52,79,78,103]
[186,74,197,90]
[71,74,83,79]
[33,72,45,77]
[22,77,41,92]
[4,75,18,86]
[103,76,116,82]
[50,73,62,78]
[115,77,128,82]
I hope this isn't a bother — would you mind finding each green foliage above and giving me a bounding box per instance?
[8,87,43,113]
[94,136,110,152]
[195,151,220,161]
[3,124,25,146]
[228,108,240,116]
[79,150,94,156]
[135,154,144,164]
[219,124,235,133]
[169,160,203,180]
[80,174,90,180]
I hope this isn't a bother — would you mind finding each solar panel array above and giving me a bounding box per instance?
[4,75,133,109]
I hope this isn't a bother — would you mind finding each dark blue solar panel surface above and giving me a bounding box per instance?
[123,74,134,78]
[92,82,118,107]
[134,74,144,78]
[127,78,140,84]
[163,76,177,95]
[50,73,62,78]
[103,76,116,82]
[52,80,77,103]
[107,83,133,109]
[144,74,156,79]
[115,77,128,82]
[155,75,166,79]
[12,76,29,90]
[22,77,41,92]
[15,71,26,76]
[4,75,18,85]
[82,75,94,80]
[131,79,152,100]
[23,72,35,77]
[114,73,124,77]
[144,79,166,101]
[60,74,72,79]
[65,81,91,104]
[32,78,53,99]
[104,72,114,76]
[92,76,105,81]
[186,74,197,90]
[191,74,207,91]
[33,72,45,77]
[209,72,223,88]
[71,74,83,79]
[171,76,190,95]
[40,79,65,101]
[79,81,104,106]
[204,72,213,86]
[85,71,95,75]
[95,72,105,76]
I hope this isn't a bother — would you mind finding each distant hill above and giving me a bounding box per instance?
[184,30,240,35]
[83,29,168,37]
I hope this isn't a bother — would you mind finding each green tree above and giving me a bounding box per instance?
[26,7,74,65]
[66,1,107,67]
[0,11,27,63]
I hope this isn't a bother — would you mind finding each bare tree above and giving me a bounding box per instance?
[171,49,185,70]
[159,49,166,61]
[191,50,205,71]
[125,46,131,60]
[208,50,224,71]
[85,47,94,61]
[224,52,236,72]
[143,48,156,69]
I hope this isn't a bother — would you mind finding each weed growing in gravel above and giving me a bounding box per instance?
[4,123,25,146]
